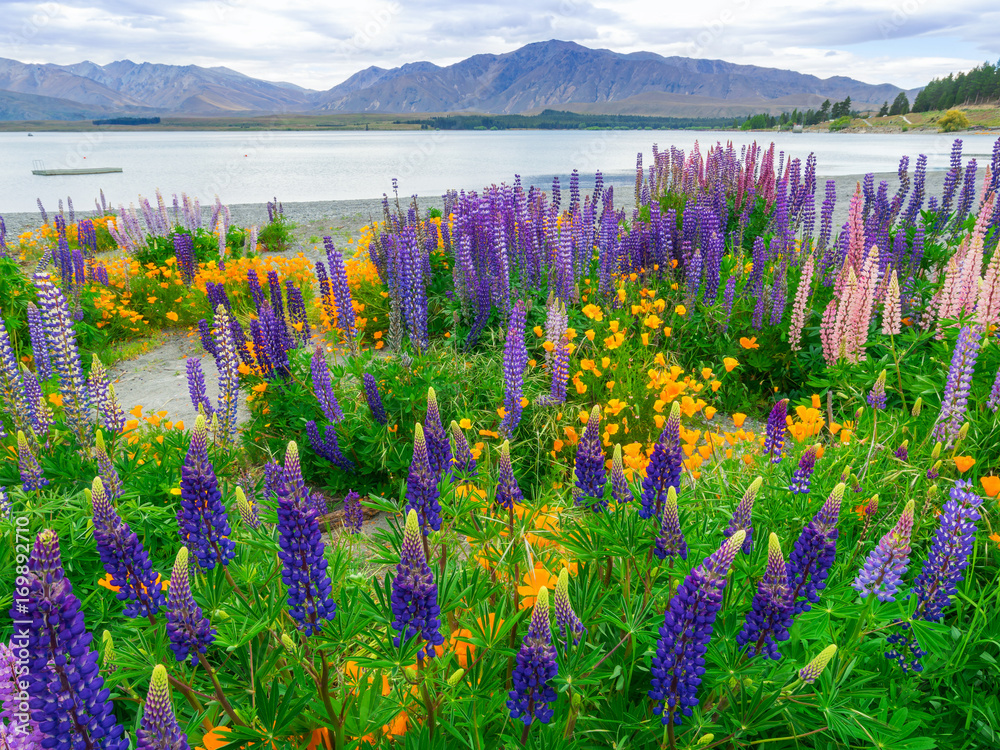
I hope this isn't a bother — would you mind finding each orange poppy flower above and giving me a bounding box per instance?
[723,357,739,372]
[954,456,975,473]
[732,413,747,428]
[517,564,557,609]
[739,336,760,350]
[981,476,1000,498]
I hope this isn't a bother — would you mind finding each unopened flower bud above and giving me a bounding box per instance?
[911,397,922,417]
[931,442,942,460]
[799,644,837,683]
[447,668,465,687]
[957,422,970,442]
[281,634,296,654]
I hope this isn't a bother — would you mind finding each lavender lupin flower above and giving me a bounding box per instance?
[363,372,388,425]
[640,401,682,520]
[135,665,190,750]
[343,490,363,534]
[17,431,47,492]
[91,477,164,618]
[507,587,558,726]
[26,302,51,381]
[305,420,354,471]
[0,641,44,748]
[736,533,794,660]
[323,237,357,346]
[868,369,887,410]
[89,357,126,433]
[449,420,477,478]
[933,325,982,446]
[789,445,819,495]
[22,365,51,438]
[212,305,240,445]
[235,486,260,530]
[277,441,338,636]
[165,547,216,665]
[499,301,528,437]
[763,398,788,463]
[574,405,607,511]
[553,568,585,645]
[496,440,523,511]
[424,387,452,478]
[786,483,845,615]
[649,531,745,725]
[799,644,838,684]
[15,530,128,750]
[654,486,687,561]
[390,509,445,659]
[610,444,632,504]
[185,358,214,417]
[177,415,235,570]
[724,477,762,553]
[405,424,441,534]
[310,347,343,423]
[894,440,909,462]
[0,318,27,426]
[853,499,915,601]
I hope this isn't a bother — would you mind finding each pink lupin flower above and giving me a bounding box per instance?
[882,269,902,336]
[789,253,814,352]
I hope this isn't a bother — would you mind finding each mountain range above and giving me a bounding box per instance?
[0,40,909,121]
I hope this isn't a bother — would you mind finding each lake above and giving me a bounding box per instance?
[2,129,998,214]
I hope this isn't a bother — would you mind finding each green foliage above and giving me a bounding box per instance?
[258,213,295,253]
[938,109,971,132]
[133,225,251,268]
[829,115,853,131]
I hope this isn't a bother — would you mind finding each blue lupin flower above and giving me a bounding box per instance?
[26,302,51,381]
[553,568,585,646]
[498,300,528,437]
[405,424,442,534]
[363,372,388,425]
[610,444,632,504]
[736,533,794,660]
[390,509,445,659]
[654,486,687,561]
[424,387,452,478]
[449,420,477,478]
[343,490,363,534]
[165,547,216,666]
[640,401,682,520]
[305,420,355,471]
[507,586,558,726]
[763,398,788,463]
[176,415,235,570]
[786,483,845,615]
[310,347,344,423]
[136,665,190,750]
[496,439,523,510]
[789,445,818,494]
[649,531,745,725]
[17,431,47,492]
[853,500,915,601]
[724,477,762,554]
[574,405,607,512]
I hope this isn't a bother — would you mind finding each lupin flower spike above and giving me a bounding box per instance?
[185,358,214,418]
[799,644,838,684]
[736,533,793,660]
[867,369,887,410]
[136,665,190,750]
[212,305,240,444]
[102,630,117,676]
[574,404,607,512]
[89,356,126,433]
[554,568,586,645]
[95,430,123,499]
[235,486,261,530]
[499,300,528,437]
[177,415,235,570]
[0,485,10,519]
[724,477,762,553]
[640,400,682,520]
[405,424,442,534]
[507,586,558,726]
[610,443,631,504]
[853,499,915,601]
[363,372,388,425]
[166,547,216,665]
[17,430,47,492]
[654,485,687,561]
[424,387,452,478]
[343,490,363,534]
[91,476,165,619]
[390,509,445,659]
[763,398,788,463]
[310,347,344,423]
[789,445,818,494]
[786,483,845,615]
[496,439,523,510]
[650,531,745,725]
[277,441,337,635]
[449,420,477,477]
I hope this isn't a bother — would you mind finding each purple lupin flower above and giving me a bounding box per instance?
[177,415,235,570]
[363,372,388,425]
[932,325,982,447]
[763,398,788,464]
[0,317,28,428]
[799,645,838,684]
[553,568,585,646]
[14,529,128,750]
[323,237,357,346]
[499,300,528,438]
[649,531,745,725]
[94,431,122,501]
[165,547,215,665]
[507,586,558,726]
[789,445,819,495]
[277,441,338,636]
[310,347,343,423]
[17,431,47,492]
[989,366,1000,412]
[724,476,762,554]
[867,369,887,410]
[853,499,915,602]
[197,319,218,360]
[535,333,570,407]
[424,387,452,478]
[0,640,44,748]
[135,665,189,750]
[185,358,214,418]
[786,483,845,615]
[91,476,164,618]
[285,279,311,345]
[0,485,10,519]
[610,444,631,504]
[496,439,523,511]
[34,274,91,441]
[574,405,607,512]
[26,302,51,381]
[305,420,355,471]
[88,356,126,434]
[640,401,682,520]
[405,424,441,534]
[654,486,687,561]
[21,365,52,437]
[449,421,477,478]
[212,305,240,444]
[235,486,261,530]
[390,509,445,659]
[343,490,363,534]
[894,440,909,462]
[736,532,794,660]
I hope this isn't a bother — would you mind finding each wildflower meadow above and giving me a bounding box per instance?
[1,137,1000,749]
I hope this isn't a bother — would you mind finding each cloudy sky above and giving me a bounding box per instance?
[4,0,998,90]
